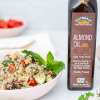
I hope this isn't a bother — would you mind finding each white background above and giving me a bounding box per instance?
[0,0,99,100]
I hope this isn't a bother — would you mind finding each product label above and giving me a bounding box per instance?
[70,13,96,88]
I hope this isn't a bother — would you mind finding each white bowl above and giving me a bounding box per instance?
[0,51,61,100]
[0,17,26,38]
[0,75,60,100]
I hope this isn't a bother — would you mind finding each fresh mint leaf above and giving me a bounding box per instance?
[22,50,65,75]
[22,50,45,65]
[47,51,65,74]
[78,95,85,100]
[47,61,65,74]
[86,92,94,97]
[78,92,94,100]
[47,51,54,64]
[85,92,94,99]
[32,52,46,65]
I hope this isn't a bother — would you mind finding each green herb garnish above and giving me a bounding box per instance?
[22,50,46,65]
[2,60,14,67]
[22,50,65,75]
[78,92,94,100]
[47,51,65,74]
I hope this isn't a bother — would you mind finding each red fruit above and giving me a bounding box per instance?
[8,19,16,28]
[0,20,8,28]
[8,19,23,28]
[8,64,16,73]
[14,22,23,27]
[28,79,37,86]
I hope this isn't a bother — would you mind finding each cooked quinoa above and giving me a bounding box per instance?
[0,52,56,90]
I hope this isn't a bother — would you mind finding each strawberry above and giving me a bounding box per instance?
[0,20,8,28]
[8,19,17,28]
[8,19,23,28]
[14,21,23,27]
[0,19,23,28]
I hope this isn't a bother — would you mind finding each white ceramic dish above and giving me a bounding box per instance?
[0,75,60,100]
[0,51,61,100]
[0,17,26,38]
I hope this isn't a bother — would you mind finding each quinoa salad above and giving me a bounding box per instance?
[0,50,65,90]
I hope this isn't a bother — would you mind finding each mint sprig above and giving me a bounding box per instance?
[22,50,65,75]
[22,50,46,65]
[78,92,94,100]
[47,51,65,74]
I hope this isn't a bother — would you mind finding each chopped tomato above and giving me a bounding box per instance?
[28,79,37,86]
[24,59,30,65]
[20,60,25,65]
[8,64,16,73]
[20,59,30,65]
